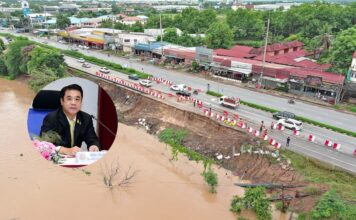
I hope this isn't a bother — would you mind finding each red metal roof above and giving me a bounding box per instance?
[252,50,329,71]
[214,45,254,58]
[250,40,304,54]
[164,48,195,60]
[286,68,345,85]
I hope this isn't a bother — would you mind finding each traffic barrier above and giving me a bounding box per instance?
[210,112,214,118]
[269,138,276,145]
[274,142,281,149]
[324,140,333,147]
[223,111,228,116]
[234,114,239,119]
[333,143,341,150]
[293,130,300,136]
[203,109,209,116]
[278,124,285,131]
[262,134,268,141]
[241,123,246,129]
[308,134,316,142]
[254,130,260,137]
[247,127,253,133]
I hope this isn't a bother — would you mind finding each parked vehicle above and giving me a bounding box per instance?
[139,79,152,87]
[272,111,295,120]
[99,67,110,74]
[170,84,187,91]
[82,62,91,68]
[277,118,303,131]
[218,96,240,109]
[77,58,85,63]
[176,90,191,97]
[128,74,140,80]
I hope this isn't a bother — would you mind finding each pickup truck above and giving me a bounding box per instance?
[219,96,240,109]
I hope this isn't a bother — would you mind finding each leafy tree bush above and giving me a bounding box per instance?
[311,189,356,219]
[27,46,66,77]
[4,37,32,79]
[205,21,233,49]
[28,67,60,92]
[230,195,244,213]
[230,187,272,220]
[202,168,218,193]
[0,55,7,75]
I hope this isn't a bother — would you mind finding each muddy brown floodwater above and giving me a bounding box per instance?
[0,78,288,220]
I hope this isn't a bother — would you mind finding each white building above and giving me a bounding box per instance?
[116,32,155,52]
[120,16,146,26]
[144,28,182,38]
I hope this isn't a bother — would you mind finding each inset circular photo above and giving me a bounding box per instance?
[27,77,118,168]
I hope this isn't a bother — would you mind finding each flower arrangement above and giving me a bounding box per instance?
[33,130,62,164]
[33,140,61,163]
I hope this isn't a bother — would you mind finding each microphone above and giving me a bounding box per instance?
[90,114,117,137]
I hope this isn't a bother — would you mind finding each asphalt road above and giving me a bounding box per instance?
[65,56,356,174]
[33,33,356,133]
[3,30,355,173]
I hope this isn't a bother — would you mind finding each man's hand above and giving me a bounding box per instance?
[89,145,99,152]
[59,146,81,155]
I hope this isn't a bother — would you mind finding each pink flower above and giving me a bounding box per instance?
[41,151,51,160]
[33,140,56,161]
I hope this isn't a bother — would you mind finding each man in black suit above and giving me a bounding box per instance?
[40,84,100,155]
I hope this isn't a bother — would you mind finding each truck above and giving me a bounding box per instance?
[219,96,240,109]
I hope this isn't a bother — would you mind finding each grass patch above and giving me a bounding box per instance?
[280,149,356,202]
[334,104,356,113]
[239,100,279,113]
[206,90,223,97]
[158,128,214,170]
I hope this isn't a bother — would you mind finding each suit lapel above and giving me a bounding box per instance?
[74,112,82,147]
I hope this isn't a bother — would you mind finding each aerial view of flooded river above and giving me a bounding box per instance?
[0,78,288,219]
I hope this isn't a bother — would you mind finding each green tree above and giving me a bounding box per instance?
[56,14,71,30]
[19,44,36,74]
[243,187,271,220]
[205,22,233,49]
[0,38,5,53]
[111,4,121,14]
[27,46,66,77]
[202,168,218,193]
[0,55,7,75]
[28,67,60,92]
[161,27,179,43]
[4,37,32,79]
[226,9,264,40]
[329,26,356,74]
[129,21,144,32]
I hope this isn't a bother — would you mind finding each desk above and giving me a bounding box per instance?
[59,151,107,168]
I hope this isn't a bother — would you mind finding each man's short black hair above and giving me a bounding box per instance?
[60,84,83,100]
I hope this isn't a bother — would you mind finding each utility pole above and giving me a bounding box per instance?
[258,16,270,88]
[160,13,164,58]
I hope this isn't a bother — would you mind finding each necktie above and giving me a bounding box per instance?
[69,120,75,147]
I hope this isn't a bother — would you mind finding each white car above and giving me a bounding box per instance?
[139,79,152,87]
[277,118,303,131]
[77,58,85,63]
[170,84,187,91]
[99,67,110,74]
